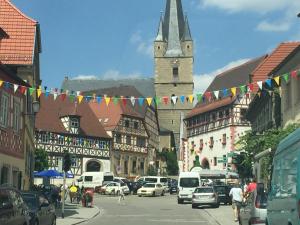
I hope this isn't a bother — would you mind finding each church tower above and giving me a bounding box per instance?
[154,0,194,149]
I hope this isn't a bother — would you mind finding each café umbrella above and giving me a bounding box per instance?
[35,169,62,178]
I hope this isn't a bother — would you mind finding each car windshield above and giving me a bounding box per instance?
[104,176,113,181]
[143,184,155,188]
[84,176,93,182]
[145,178,158,183]
[179,178,199,188]
[160,178,167,183]
[195,188,214,193]
[214,186,226,193]
[22,194,38,209]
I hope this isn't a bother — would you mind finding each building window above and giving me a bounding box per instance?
[125,120,130,128]
[209,137,214,148]
[41,133,50,143]
[0,92,9,127]
[99,141,108,149]
[132,160,136,173]
[134,121,139,129]
[222,134,226,145]
[173,67,179,82]
[200,139,203,150]
[13,99,21,131]
[137,137,146,147]
[240,108,247,123]
[70,118,79,128]
[116,133,122,143]
[126,135,131,145]
[214,157,217,166]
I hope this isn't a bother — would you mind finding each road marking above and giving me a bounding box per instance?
[149,219,208,223]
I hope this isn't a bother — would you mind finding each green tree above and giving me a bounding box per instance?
[34,148,49,172]
[236,124,299,182]
[157,149,179,175]
[147,165,157,176]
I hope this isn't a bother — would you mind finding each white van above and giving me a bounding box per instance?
[77,172,114,188]
[177,172,201,204]
[267,128,300,225]
[136,176,169,191]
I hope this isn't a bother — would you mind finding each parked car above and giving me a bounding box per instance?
[137,183,165,197]
[169,180,178,194]
[105,182,130,195]
[136,176,169,192]
[131,181,148,195]
[0,186,29,225]
[240,183,267,225]
[267,128,300,225]
[214,185,232,205]
[21,192,56,225]
[192,187,219,208]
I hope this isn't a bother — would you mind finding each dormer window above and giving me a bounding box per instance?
[71,118,79,128]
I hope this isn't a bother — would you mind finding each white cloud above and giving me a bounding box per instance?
[130,31,153,58]
[194,58,250,93]
[198,0,300,33]
[71,70,143,81]
[256,20,291,32]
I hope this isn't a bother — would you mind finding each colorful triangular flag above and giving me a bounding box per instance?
[130,96,136,106]
[273,76,280,86]
[283,73,289,82]
[171,96,178,105]
[180,95,185,103]
[214,91,219,99]
[105,96,111,106]
[154,97,161,106]
[96,96,102,104]
[113,97,119,105]
[53,92,58,100]
[60,93,66,101]
[29,87,35,96]
[223,89,228,97]
[188,95,194,103]
[240,85,247,94]
[78,95,84,104]
[257,81,263,90]
[138,98,144,106]
[196,94,203,103]
[291,70,298,78]
[121,97,127,106]
[146,97,153,106]
[163,96,169,105]
[19,86,27,95]
[0,80,3,87]
[231,87,237,96]
[265,79,272,88]
[37,89,42,98]
[85,96,92,102]
[248,83,254,92]
[13,84,19,93]
[69,95,75,102]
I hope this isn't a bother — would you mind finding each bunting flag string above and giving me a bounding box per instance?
[0,68,299,108]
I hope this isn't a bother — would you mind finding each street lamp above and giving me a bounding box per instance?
[32,101,40,114]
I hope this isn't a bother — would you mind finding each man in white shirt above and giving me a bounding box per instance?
[229,182,243,222]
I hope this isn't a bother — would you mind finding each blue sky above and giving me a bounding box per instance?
[13,0,300,93]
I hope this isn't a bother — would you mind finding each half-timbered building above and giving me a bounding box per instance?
[183,56,265,171]
[0,64,31,189]
[89,96,152,178]
[35,96,111,176]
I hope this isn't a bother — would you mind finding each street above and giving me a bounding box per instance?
[84,194,235,225]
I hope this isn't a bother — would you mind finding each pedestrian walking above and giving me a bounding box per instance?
[118,184,125,205]
[229,182,243,222]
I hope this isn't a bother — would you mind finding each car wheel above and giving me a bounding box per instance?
[192,204,198,209]
[161,191,165,196]
[213,203,220,208]
[138,195,141,197]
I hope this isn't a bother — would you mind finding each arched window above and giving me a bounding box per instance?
[86,161,101,172]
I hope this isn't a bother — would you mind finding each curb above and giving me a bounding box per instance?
[70,206,101,225]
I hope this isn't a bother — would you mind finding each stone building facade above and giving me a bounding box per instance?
[154,0,194,149]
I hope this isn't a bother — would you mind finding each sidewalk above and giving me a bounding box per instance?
[204,205,236,225]
[56,203,100,225]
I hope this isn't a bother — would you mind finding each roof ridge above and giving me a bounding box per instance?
[251,42,300,76]
[4,0,37,24]
[215,55,267,79]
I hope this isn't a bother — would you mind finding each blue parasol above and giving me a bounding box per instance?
[35,169,62,178]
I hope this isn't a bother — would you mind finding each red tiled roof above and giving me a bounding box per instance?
[0,0,40,65]
[35,96,111,139]
[251,42,300,92]
[186,97,236,119]
[89,101,143,131]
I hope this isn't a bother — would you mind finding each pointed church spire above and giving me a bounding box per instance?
[155,13,164,41]
[182,15,192,41]
[164,0,185,56]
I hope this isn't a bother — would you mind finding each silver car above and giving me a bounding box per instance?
[192,187,220,208]
[239,184,267,225]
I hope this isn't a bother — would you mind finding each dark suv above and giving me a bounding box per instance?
[0,187,29,225]
[214,185,232,205]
